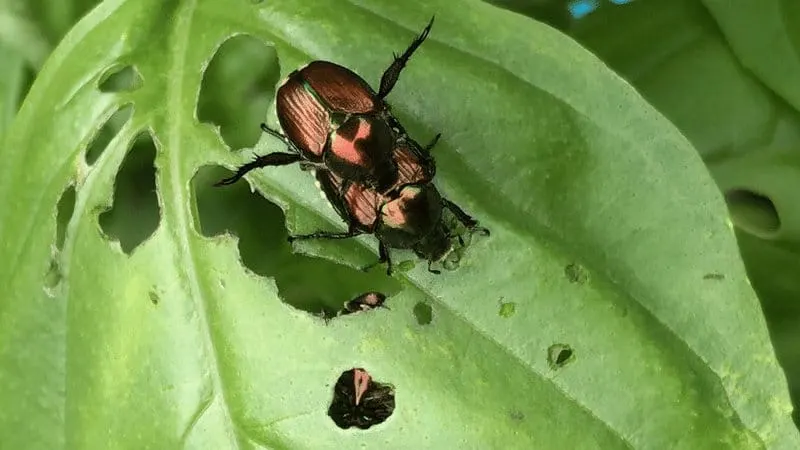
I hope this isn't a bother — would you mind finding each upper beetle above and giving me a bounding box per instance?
[216,17,438,193]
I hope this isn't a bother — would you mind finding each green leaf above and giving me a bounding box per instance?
[701,0,800,113]
[0,0,51,68]
[736,231,800,424]
[0,45,27,137]
[566,0,800,427]
[1,0,797,448]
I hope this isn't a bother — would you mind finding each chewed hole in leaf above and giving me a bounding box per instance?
[98,65,143,93]
[413,302,433,325]
[725,189,780,238]
[198,34,279,150]
[55,185,76,251]
[328,368,395,430]
[547,343,575,369]
[98,132,160,254]
[498,299,516,318]
[149,290,159,306]
[85,104,134,165]
[564,262,589,284]
[192,165,399,317]
[45,184,77,289]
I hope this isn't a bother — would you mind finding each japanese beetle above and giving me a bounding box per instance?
[216,17,437,192]
[303,164,488,275]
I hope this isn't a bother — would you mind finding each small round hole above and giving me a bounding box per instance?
[547,343,574,369]
[413,302,433,325]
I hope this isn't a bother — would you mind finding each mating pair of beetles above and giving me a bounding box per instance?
[217,17,488,275]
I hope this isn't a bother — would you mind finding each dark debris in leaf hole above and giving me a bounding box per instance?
[328,368,395,430]
[318,292,389,324]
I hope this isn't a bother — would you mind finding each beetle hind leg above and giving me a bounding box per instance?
[377,16,435,99]
[215,152,302,186]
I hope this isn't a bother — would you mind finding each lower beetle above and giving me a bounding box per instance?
[216,17,437,192]
[302,162,488,275]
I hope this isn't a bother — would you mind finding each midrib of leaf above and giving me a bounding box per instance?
[159,0,247,447]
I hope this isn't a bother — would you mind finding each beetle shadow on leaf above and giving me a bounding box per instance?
[197,34,280,151]
[192,165,400,316]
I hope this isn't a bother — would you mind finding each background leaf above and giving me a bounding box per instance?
[0,45,26,138]
[557,0,800,426]
[0,0,797,448]
[700,0,800,112]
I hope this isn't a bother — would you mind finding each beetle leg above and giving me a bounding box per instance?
[442,198,491,236]
[380,242,394,276]
[427,260,441,274]
[287,230,363,242]
[215,152,302,186]
[377,16,435,99]
[423,133,442,153]
[260,123,291,144]
[360,242,394,275]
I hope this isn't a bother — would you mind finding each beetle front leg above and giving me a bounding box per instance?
[215,152,303,186]
[377,16,435,99]
[442,198,490,236]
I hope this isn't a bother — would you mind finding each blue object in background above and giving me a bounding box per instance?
[569,0,599,19]
[569,0,634,19]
